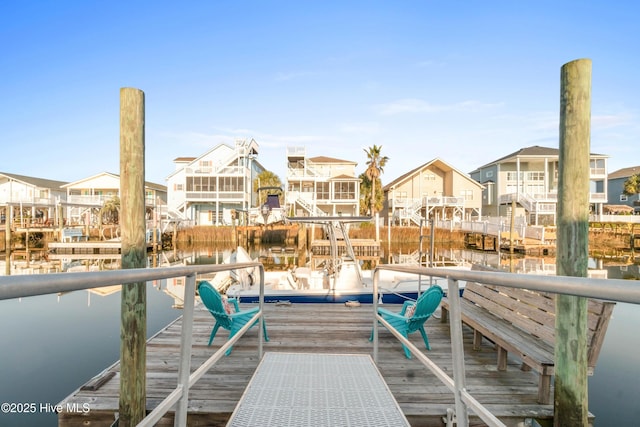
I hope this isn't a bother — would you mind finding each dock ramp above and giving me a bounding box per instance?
[227,352,410,426]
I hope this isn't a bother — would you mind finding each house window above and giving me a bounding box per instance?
[174,184,184,191]
[506,172,523,181]
[526,172,544,181]
[620,194,628,202]
[485,171,493,178]
[460,190,473,201]
[333,181,355,200]
[317,182,330,200]
[423,173,435,181]
[220,176,243,192]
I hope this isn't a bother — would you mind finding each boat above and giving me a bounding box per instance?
[247,186,286,226]
[218,216,469,304]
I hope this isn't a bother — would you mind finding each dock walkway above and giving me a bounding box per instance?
[59,303,555,426]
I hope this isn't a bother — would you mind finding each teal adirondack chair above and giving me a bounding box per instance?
[198,281,268,355]
[370,285,444,359]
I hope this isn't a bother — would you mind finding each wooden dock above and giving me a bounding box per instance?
[48,240,157,255]
[58,303,558,427]
[311,238,381,259]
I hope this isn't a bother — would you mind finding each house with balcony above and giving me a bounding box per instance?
[469,145,608,226]
[607,166,640,215]
[166,139,263,226]
[285,147,360,217]
[382,158,483,226]
[62,172,167,225]
[0,172,68,226]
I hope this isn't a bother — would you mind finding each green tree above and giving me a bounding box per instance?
[359,172,385,216]
[623,173,640,196]
[363,145,389,215]
[253,170,283,206]
[100,196,120,224]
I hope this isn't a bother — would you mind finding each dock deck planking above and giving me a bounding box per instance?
[58,302,556,427]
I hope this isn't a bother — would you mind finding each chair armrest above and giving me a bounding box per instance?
[227,298,240,312]
[230,305,260,318]
[377,307,406,322]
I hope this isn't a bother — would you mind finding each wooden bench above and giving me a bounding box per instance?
[441,274,615,404]
[61,228,88,242]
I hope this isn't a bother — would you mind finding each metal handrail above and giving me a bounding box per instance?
[371,264,640,427]
[0,261,265,427]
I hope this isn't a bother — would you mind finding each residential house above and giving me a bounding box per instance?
[607,166,640,214]
[469,145,608,226]
[0,172,68,225]
[62,172,167,225]
[285,147,360,217]
[382,158,484,226]
[166,139,263,225]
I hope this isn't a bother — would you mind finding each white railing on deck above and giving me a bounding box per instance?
[371,264,640,427]
[0,262,265,427]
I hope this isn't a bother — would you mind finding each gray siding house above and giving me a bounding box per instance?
[469,146,608,225]
[607,166,640,214]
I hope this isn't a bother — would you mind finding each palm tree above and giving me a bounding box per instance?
[253,170,283,206]
[358,172,373,215]
[623,173,640,197]
[363,145,389,215]
[100,196,120,224]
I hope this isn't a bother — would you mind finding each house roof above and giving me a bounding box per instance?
[383,158,482,191]
[309,156,356,165]
[329,174,360,181]
[0,172,67,190]
[471,145,608,172]
[62,172,167,191]
[608,166,640,180]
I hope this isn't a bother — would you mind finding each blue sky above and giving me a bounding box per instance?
[1,1,638,186]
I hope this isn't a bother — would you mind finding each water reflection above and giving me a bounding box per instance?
[0,245,638,426]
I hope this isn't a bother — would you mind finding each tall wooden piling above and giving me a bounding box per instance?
[4,211,10,275]
[555,58,591,426]
[118,87,147,426]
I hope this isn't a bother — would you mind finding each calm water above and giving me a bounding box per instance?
[0,249,638,426]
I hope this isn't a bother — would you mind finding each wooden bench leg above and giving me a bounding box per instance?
[440,306,449,323]
[497,346,508,371]
[473,330,483,350]
[538,374,552,404]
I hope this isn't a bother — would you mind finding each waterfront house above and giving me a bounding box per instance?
[166,139,263,226]
[0,172,68,226]
[469,145,609,226]
[382,158,484,226]
[62,172,167,225]
[285,146,360,217]
[607,166,640,215]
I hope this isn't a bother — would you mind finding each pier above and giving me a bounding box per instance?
[59,302,556,426]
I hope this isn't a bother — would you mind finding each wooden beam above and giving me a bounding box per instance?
[119,87,147,426]
[555,58,591,426]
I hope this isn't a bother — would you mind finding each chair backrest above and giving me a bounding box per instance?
[408,285,443,332]
[198,281,233,329]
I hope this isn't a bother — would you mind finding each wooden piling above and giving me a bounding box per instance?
[555,58,591,426]
[118,87,147,426]
[4,211,10,275]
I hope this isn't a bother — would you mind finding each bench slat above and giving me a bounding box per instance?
[441,275,615,405]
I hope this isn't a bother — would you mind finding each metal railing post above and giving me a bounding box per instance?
[373,268,379,363]
[174,273,196,426]
[258,265,265,358]
[447,277,469,427]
